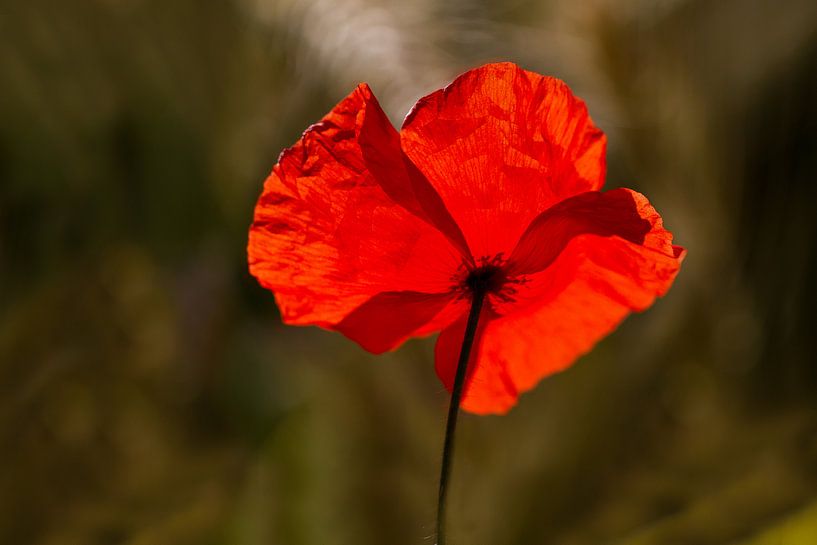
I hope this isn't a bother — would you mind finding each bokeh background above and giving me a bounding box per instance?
[2,0,817,543]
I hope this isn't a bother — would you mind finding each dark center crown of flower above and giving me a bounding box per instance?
[465,264,505,294]
[455,254,525,303]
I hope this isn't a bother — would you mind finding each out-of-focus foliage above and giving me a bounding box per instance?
[2,0,816,543]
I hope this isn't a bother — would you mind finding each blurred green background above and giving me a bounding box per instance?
[2,0,817,543]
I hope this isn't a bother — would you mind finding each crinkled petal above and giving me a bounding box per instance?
[248,84,466,350]
[401,62,606,259]
[335,291,467,354]
[435,189,685,414]
[435,315,517,413]
[507,188,677,278]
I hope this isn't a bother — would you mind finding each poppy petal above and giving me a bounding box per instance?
[507,188,677,279]
[435,315,519,413]
[401,62,606,259]
[248,84,465,349]
[336,291,467,354]
[435,190,684,414]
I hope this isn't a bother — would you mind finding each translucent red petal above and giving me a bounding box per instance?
[401,62,607,259]
[247,84,465,351]
[435,189,685,414]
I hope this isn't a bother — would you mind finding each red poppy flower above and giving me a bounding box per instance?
[248,62,685,415]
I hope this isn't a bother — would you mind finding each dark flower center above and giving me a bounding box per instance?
[454,254,525,304]
[465,264,506,295]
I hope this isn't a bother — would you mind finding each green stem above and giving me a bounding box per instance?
[436,286,486,545]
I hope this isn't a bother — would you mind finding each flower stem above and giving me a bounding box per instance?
[436,285,486,545]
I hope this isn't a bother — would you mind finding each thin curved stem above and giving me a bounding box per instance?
[436,286,486,545]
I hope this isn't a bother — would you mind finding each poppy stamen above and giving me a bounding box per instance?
[454,254,524,305]
[465,264,504,294]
